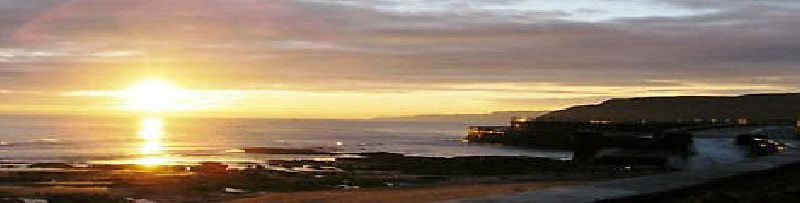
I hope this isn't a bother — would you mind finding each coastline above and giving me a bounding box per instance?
[0,152,669,203]
[0,117,795,202]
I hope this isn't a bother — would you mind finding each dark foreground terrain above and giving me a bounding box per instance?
[614,162,800,203]
[0,152,668,203]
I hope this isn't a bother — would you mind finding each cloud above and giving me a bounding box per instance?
[0,0,798,114]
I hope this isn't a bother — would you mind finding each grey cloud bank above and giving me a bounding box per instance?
[0,0,798,97]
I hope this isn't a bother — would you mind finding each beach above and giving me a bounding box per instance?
[0,150,671,202]
[3,0,800,201]
[0,115,797,202]
[224,181,587,203]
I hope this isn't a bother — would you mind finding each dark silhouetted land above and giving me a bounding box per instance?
[538,93,800,123]
[374,111,549,123]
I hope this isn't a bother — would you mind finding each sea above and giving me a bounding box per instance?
[0,114,572,165]
[1,114,796,170]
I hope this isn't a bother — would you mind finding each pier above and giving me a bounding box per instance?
[466,118,710,149]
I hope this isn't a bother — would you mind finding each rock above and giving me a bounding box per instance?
[240,147,328,154]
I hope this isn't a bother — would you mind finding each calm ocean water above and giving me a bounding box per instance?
[2,115,796,170]
[0,115,572,163]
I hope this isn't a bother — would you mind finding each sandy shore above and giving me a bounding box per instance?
[0,186,109,196]
[225,181,586,203]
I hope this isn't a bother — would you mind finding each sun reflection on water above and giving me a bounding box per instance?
[133,157,170,167]
[138,117,165,155]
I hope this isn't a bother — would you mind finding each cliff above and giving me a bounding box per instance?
[536,93,800,122]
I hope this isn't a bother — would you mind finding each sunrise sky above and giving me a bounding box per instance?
[1,0,799,118]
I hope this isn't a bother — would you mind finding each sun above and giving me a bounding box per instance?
[124,79,195,112]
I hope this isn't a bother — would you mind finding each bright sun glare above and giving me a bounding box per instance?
[133,157,170,167]
[138,117,164,154]
[124,79,194,112]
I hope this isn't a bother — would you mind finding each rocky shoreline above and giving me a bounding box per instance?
[0,152,670,203]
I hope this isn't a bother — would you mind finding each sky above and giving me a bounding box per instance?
[0,0,799,118]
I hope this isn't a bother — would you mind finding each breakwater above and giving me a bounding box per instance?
[466,120,701,149]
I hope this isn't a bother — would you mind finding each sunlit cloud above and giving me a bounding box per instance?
[63,79,247,112]
[0,90,45,95]
[0,0,798,117]
[90,51,139,57]
[50,78,795,118]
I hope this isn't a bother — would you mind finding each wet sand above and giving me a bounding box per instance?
[0,186,109,196]
[225,181,586,203]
